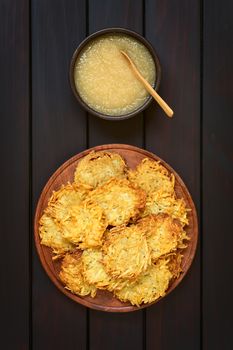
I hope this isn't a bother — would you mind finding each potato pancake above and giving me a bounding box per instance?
[144,189,189,227]
[46,182,89,222]
[167,252,184,279]
[88,178,146,226]
[61,200,107,248]
[39,213,74,256]
[115,259,172,306]
[82,248,126,291]
[128,158,175,195]
[139,214,187,261]
[59,252,96,297]
[74,151,127,188]
[103,224,151,279]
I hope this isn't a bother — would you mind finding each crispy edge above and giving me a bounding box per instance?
[88,178,146,226]
[144,190,190,227]
[59,252,96,297]
[74,150,127,188]
[61,199,107,248]
[167,252,184,279]
[128,158,175,194]
[39,213,74,257]
[102,224,151,280]
[82,248,127,291]
[114,258,172,306]
[138,214,189,262]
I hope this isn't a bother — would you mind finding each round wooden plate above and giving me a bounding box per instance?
[34,144,198,312]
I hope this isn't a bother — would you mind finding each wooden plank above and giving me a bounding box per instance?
[145,1,201,349]
[88,1,144,349]
[203,1,233,349]
[88,0,144,148]
[32,1,87,349]
[89,311,143,350]
[0,1,30,348]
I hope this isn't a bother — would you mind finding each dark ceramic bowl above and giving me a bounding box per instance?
[69,28,161,121]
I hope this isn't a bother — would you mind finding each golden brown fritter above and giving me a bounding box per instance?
[128,158,175,195]
[138,214,187,262]
[59,252,96,297]
[103,224,151,279]
[115,259,172,306]
[39,213,74,256]
[74,151,127,188]
[167,252,183,279]
[144,190,189,227]
[39,182,89,255]
[82,248,126,291]
[88,178,146,226]
[46,182,90,222]
[61,200,107,249]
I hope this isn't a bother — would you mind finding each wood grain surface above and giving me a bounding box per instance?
[31,1,87,349]
[0,1,30,349]
[1,0,233,349]
[203,1,233,349]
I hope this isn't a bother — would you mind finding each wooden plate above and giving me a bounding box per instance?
[34,144,198,312]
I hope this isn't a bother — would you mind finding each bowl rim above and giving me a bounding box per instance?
[69,27,162,121]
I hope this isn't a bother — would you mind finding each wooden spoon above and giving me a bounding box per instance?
[121,50,173,118]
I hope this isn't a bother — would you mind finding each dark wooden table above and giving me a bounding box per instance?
[1,1,233,349]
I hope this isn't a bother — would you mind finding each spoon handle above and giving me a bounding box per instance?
[121,51,173,118]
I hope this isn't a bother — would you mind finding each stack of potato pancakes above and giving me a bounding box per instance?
[39,151,189,306]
